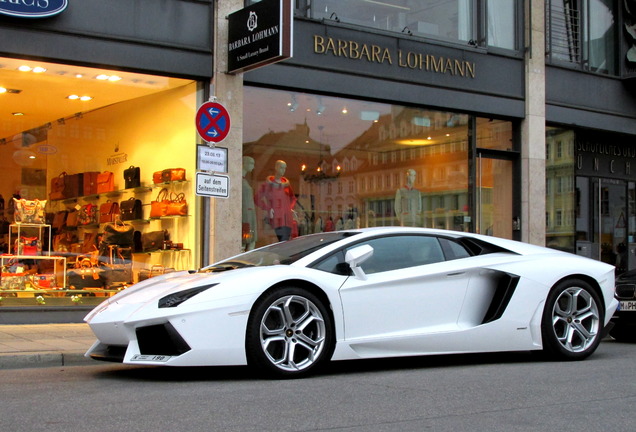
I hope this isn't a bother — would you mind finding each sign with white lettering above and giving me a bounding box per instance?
[227,0,293,74]
[0,0,68,18]
[197,145,228,173]
[195,172,230,199]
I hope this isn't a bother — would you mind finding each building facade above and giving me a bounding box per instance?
[0,0,635,322]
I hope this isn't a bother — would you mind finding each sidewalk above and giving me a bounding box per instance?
[0,323,96,369]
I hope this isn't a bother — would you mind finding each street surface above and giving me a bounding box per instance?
[1,340,635,432]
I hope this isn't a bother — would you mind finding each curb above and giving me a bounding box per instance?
[0,351,93,369]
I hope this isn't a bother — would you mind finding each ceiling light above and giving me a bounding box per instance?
[67,94,79,100]
[75,74,83,78]
[108,75,122,82]
[32,66,47,73]
[95,74,110,80]
[12,112,24,116]
[341,107,348,114]
[80,96,93,101]
[0,87,6,94]
[18,65,32,72]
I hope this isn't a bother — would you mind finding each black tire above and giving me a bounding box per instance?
[541,279,604,360]
[245,286,334,378]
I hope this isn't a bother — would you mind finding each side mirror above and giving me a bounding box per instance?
[345,244,374,280]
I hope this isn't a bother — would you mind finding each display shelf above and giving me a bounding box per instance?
[9,223,52,255]
[1,254,67,288]
[54,186,153,204]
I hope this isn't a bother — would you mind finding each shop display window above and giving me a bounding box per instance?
[0,57,199,306]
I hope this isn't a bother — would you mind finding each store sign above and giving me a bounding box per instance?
[313,35,476,79]
[195,172,230,199]
[576,138,636,181]
[227,0,293,74]
[0,0,68,18]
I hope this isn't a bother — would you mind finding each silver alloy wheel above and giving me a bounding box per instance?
[259,294,327,372]
[551,287,600,352]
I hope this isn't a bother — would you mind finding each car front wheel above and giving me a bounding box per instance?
[541,279,604,360]
[246,287,334,378]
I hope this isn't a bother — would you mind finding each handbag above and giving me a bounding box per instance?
[83,171,100,195]
[52,210,68,230]
[120,197,143,221]
[78,203,98,225]
[67,257,104,289]
[150,188,170,218]
[99,201,120,224]
[15,236,41,255]
[138,264,175,282]
[66,210,79,227]
[102,245,133,287]
[13,198,47,224]
[31,274,57,289]
[49,172,67,200]
[153,168,186,184]
[65,173,82,198]
[96,171,115,194]
[124,166,141,189]
[166,192,188,216]
[102,219,134,246]
[141,230,169,252]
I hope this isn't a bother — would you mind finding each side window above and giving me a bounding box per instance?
[312,251,348,275]
[346,235,445,274]
[439,238,472,260]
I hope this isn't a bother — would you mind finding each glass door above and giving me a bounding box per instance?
[576,177,628,273]
[476,155,514,239]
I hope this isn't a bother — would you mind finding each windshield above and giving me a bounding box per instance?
[200,231,359,272]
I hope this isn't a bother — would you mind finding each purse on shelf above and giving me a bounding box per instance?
[99,201,120,224]
[124,166,141,189]
[102,245,133,287]
[101,219,135,247]
[96,171,115,194]
[66,210,79,227]
[15,236,41,255]
[120,197,143,221]
[13,198,47,224]
[153,168,186,184]
[67,257,104,289]
[166,192,187,216]
[83,171,100,196]
[138,264,175,282]
[65,173,83,198]
[78,203,98,225]
[52,210,68,230]
[150,188,170,218]
[49,172,67,200]
[141,229,169,252]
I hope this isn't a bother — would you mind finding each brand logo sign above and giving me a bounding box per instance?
[227,0,293,74]
[0,0,68,18]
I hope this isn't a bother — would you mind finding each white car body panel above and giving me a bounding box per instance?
[84,227,617,368]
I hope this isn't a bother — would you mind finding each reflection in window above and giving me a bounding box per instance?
[546,0,618,75]
[308,0,472,42]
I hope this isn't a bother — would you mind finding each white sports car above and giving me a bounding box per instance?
[85,227,617,378]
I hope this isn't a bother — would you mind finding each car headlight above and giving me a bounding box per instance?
[158,284,218,308]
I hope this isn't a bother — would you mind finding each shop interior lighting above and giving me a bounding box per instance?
[12,112,24,116]
[95,74,121,81]
[67,95,93,101]
[0,87,6,94]
[32,67,47,73]
[341,107,348,114]
[18,65,32,72]
[18,65,47,73]
[288,95,298,112]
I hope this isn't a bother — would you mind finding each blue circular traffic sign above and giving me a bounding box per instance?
[195,101,231,143]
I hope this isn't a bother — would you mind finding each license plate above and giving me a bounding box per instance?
[619,301,636,311]
[130,354,172,362]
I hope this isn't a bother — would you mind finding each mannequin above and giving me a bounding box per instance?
[242,156,257,250]
[256,160,297,241]
[394,169,422,227]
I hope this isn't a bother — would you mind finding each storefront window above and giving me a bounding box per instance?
[244,87,475,249]
[0,57,199,306]
[545,127,576,252]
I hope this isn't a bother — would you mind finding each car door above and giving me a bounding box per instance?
[338,235,475,344]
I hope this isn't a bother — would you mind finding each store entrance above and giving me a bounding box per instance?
[575,177,634,274]
[476,154,514,240]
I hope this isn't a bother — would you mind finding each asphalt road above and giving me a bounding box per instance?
[1,340,635,432]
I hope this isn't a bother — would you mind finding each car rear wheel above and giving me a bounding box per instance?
[246,287,334,378]
[541,279,604,360]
